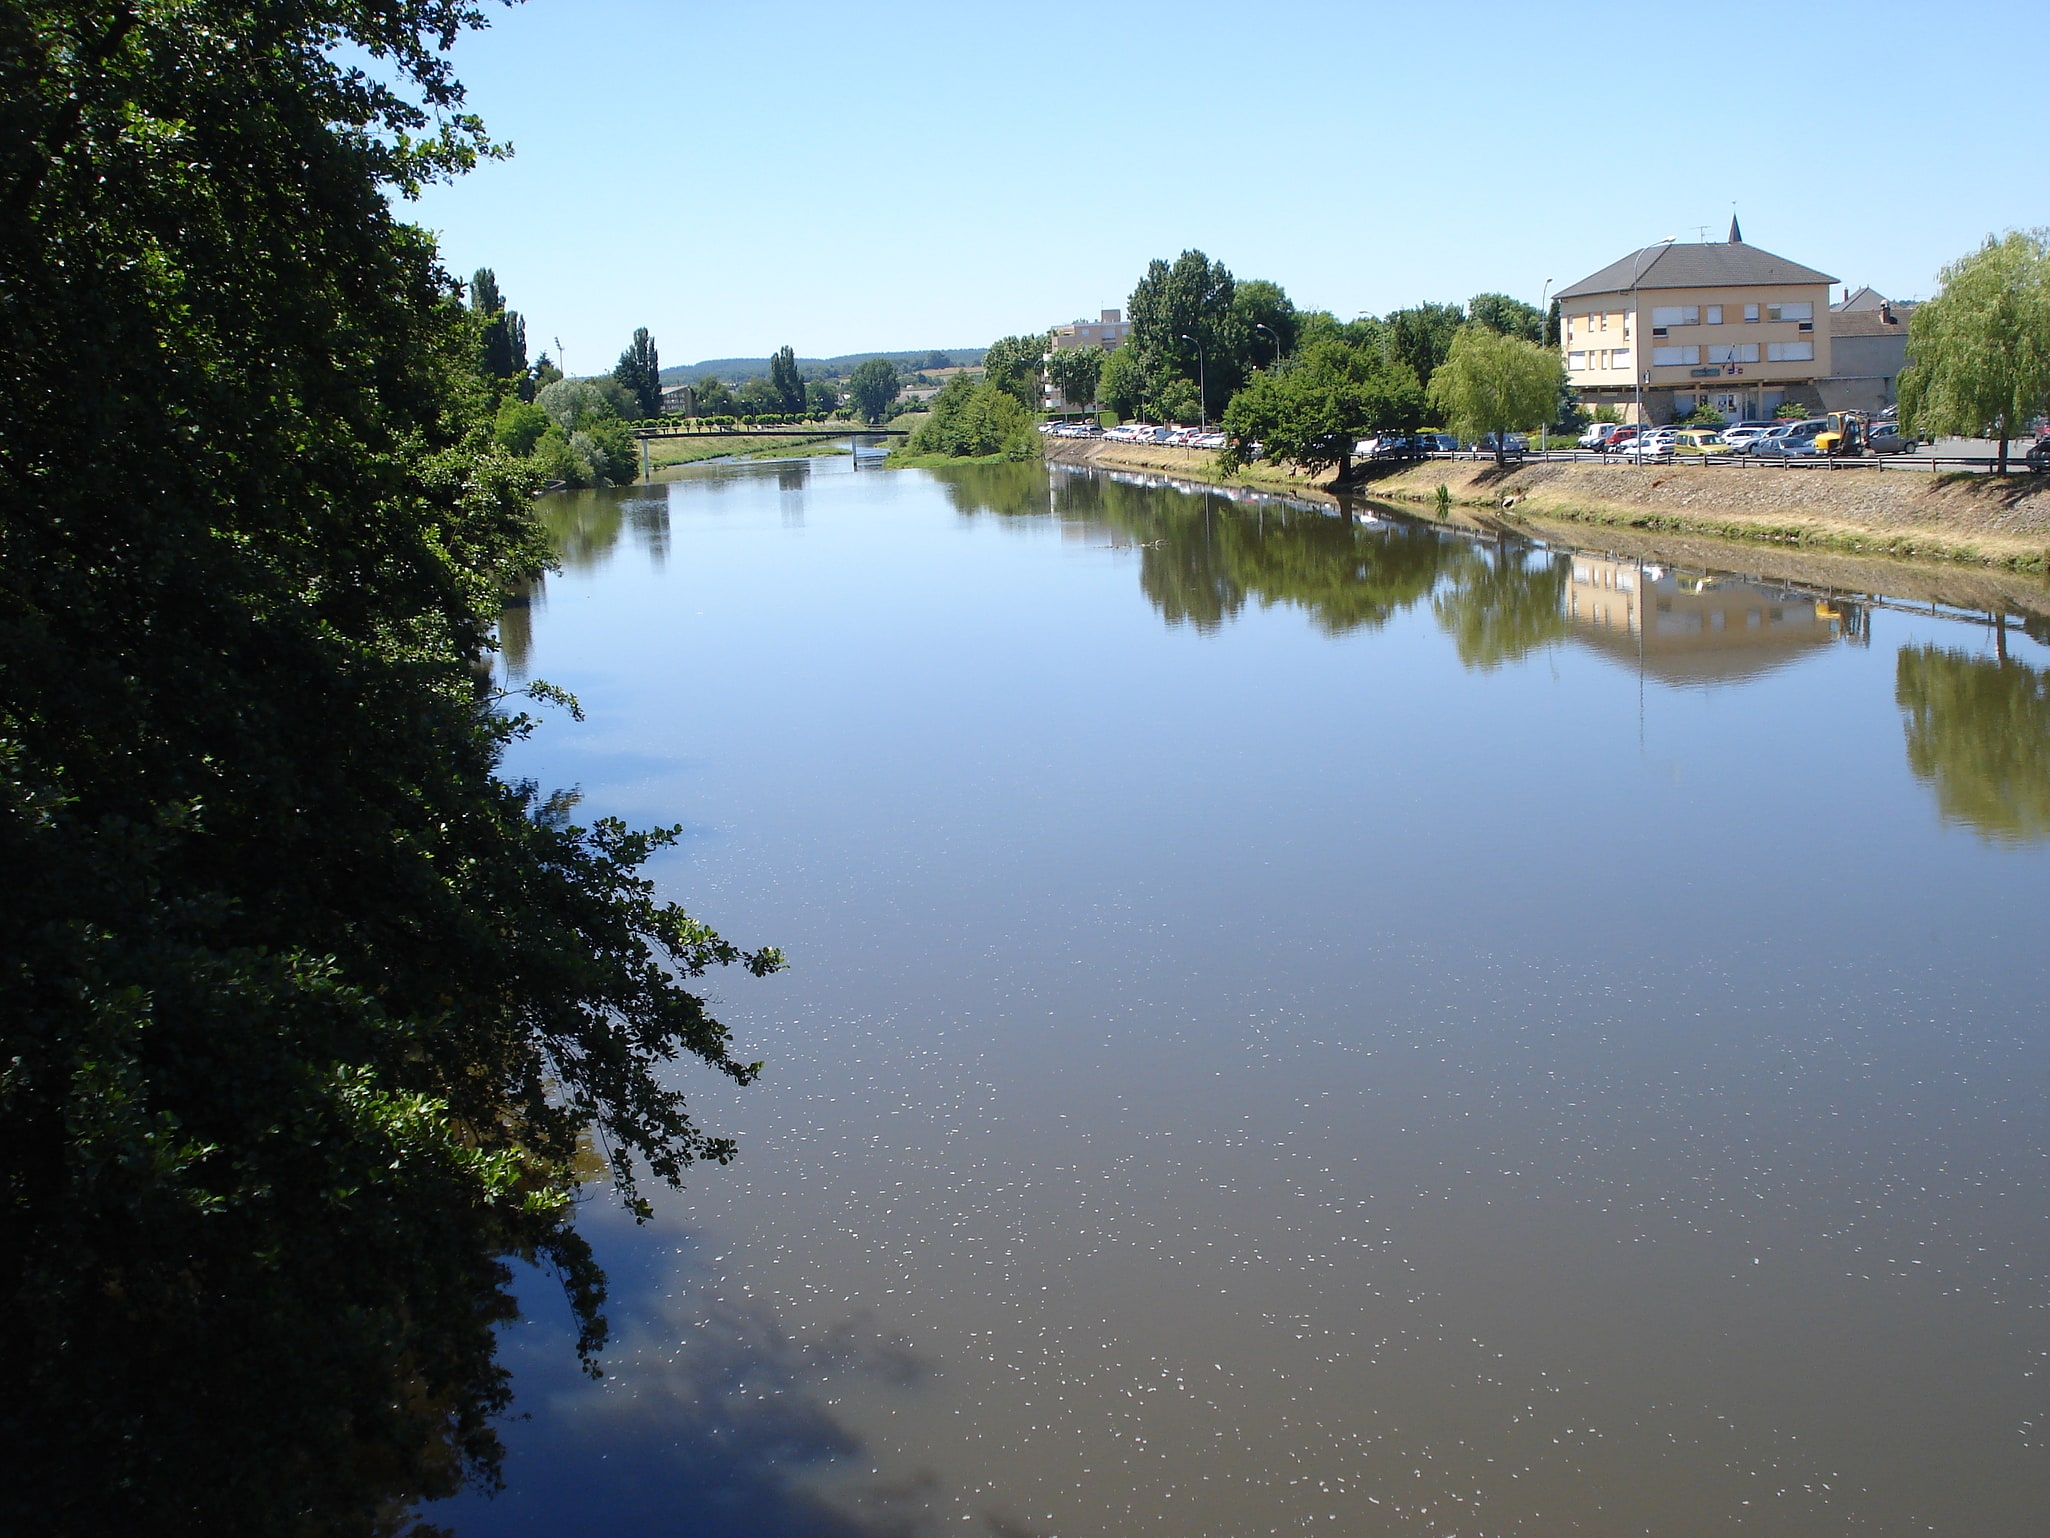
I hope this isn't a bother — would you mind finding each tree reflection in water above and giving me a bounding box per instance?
[939,467,1577,657]
[1431,540,1572,671]
[1896,641,2050,843]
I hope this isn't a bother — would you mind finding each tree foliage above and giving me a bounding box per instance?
[1466,292,1546,343]
[768,343,805,414]
[1098,341,1147,420]
[980,333,1047,410]
[1427,328,1565,461]
[0,2,779,1529]
[1129,249,1239,419]
[472,267,529,385]
[847,357,901,423]
[1898,230,2050,471]
[1046,345,1106,409]
[906,375,1039,460]
[1220,337,1424,480]
[613,325,662,419]
[1384,302,1467,392]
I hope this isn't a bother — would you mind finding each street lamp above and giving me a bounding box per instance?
[1180,333,1207,430]
[1254,321,1282,373]
[1629,237,1676,459]
[1538,277,1554,450]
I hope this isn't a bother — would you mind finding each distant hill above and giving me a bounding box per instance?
[659,348,986,385]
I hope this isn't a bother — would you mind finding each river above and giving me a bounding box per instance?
[446,453,2050,1537]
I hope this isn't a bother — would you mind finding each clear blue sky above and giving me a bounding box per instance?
[403,0,2045,373]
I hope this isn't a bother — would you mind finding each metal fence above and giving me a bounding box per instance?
[1450,447,2040,475]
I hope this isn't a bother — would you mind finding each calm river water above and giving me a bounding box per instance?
[446,454,2050,1537]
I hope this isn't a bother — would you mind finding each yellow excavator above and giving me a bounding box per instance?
[1813,410,1867,456]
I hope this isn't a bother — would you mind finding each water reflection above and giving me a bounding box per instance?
[1896,642,2050,843]
[470,460,2050,1537]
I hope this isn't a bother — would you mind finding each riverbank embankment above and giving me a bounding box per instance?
[1045,438,2050,574]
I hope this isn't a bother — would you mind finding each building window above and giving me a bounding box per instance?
[1766,341,1815,362]
[1611,347,1632,371]
[1600,313,1609,331]
[1744,303,1760,323]
[1706,305,1723,325]
[1568,351,1588,371]
[1706,343,1760,364]
[1651,305,1700,328]
[1652,345,1700,366]
[1766,301,1814,323]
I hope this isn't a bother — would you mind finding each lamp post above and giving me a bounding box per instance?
[1180,333,1207,430]
[1254,321,1282,374]
[1629,237,1676,460]
[1538,277,1554,450]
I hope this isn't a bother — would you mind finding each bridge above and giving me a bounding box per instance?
[628,420,909,440]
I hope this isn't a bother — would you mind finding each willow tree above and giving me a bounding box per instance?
[1896,644,2050,843]
[1898,230,2050,473]
[1,2,778,1530]
[1428,327,1565,463]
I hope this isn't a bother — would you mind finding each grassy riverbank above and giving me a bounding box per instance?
[649,431,852,469]
[1045,438,2050,575]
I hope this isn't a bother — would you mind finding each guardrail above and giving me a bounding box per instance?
[1415,447,2040,475]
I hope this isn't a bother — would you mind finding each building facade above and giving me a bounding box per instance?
[1819,287,1916,413]
[1043,309,1132,411]
[1555,230,1837,424]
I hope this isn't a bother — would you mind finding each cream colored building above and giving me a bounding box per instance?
[1555,230,1837,424]
[1563,554,1862,683]
[1043,309,1132,411]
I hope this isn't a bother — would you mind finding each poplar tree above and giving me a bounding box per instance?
[613,325,662,419]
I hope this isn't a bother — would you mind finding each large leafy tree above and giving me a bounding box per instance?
[1384,301,1467,392]
[471,266,528,385]
[1046,344,1105,408]
[1220,338,1424,481]
[613,325,662,419]
[0,2,779,1531]
[1129,249,1240,420]
[980,332,1047,410]
[847,356,900,422]
[1899,230,2050,473]
[1466,291,1546,343]
[1097,341,1147,420]
[1427,327,1565,462]
[767,342,805,414]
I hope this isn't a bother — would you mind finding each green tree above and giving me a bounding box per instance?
[470,268,529,388]
[1896,643,2050,843]
[1046,345,1106,408]
[493,397,550,456]
[1467,292,1546,343]
[1384,302,1467,392]
[907,375,1039,459]
[1129,249,1239,420]
[1231,278,1298,377]
[694,372,736,415]
[537,377,613,432]
[0,2,780,1529]
[805,378,839,414]
[1898,230,2050,473]
[847,357,901,423]
[613,326,661,419]
[1431,544,1571,669]
[981,333,1047,410]
[768,343,805,414]
[1427,327,1566,462]
[1098,341,1147,420]
[1220,337,1424,480]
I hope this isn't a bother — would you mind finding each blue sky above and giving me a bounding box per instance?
[403,0,2044,373]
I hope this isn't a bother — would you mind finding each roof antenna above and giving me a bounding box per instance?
[1695,225,1710,242]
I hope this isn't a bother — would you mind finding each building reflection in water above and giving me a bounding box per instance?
[1561,554,1867,686]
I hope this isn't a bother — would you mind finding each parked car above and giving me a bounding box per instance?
[1751,433,1819,458]
[1718,425,1772,451]
[1418,432,1460,455]
[2027,437,2050,472]
[1671,429,1733,455]
[1580,422,1627,450]
[1599,425,1643,453]
[1470,432,1528,457]
[1867,423,1914,454]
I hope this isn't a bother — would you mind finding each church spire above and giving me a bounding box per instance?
[1729,210,1743,244]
